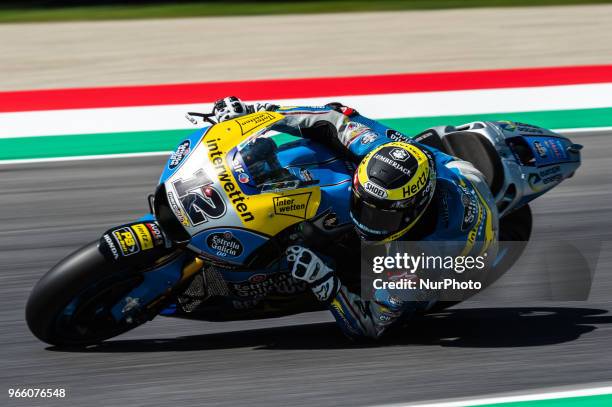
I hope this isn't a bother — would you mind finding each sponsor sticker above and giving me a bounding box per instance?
[343,122,372,145]
[541,165,561,178]
[339,106,355,116]
[206,231,244,258]
[112,227,140,256]
[388,295,403,307]
[229,272,306,298]
[207,139,254,223]
[546,139,568,159]
[232,158,250,183]
[348,125,366,140]
[130,224,154,250]
[379,313,393,322]
[440,190,450,228]
[528,166,562,191]
[516,122,544,134]
[528,173,542,191]
[346,122,360,131]
[389,148,410,162]
[167,190,190,227]
[273,192,312,219]
[373,153,412,176]
[168,140,191,169]
[261,180,301,193]
[364,181,388,199]
[300,168,313,182]
[360,131,378,145]
[500,121,544,134]
[413,130,436,144]
[103,234,119,260]
[145,222,166,246]
[386,129,411,143]
[533,141,547,158]
[235,112,277,135]
[401,168,429,198]
[460,189,478,231]
[238,172,250,184]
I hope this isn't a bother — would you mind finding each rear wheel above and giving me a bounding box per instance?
[485,203,532,286]
[26,242,151,346]
[427,204,533,313]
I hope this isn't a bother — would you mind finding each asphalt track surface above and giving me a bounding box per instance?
[1,131,611,407]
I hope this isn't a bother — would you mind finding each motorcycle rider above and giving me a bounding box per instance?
[212,96,499,339]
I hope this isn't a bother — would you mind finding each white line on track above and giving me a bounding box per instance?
[0,150,171,165]
[380,384,612,407]
[554,126,612,134]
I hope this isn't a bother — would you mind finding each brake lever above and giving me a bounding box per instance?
[186,112,218,126]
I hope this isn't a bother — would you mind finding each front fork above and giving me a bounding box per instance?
[97,216,206,323]
[109,252,206,322]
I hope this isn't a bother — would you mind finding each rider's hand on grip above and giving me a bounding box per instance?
[293,210,353,249]
[325,102,359,117]
[212,96,249,122]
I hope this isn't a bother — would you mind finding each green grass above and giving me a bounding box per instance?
[1,0,612,23]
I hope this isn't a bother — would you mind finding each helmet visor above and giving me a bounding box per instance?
[350,194,405,238]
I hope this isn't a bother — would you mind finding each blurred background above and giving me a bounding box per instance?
[2,0,612,90]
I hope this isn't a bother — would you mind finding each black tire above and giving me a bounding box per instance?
[426,204,533,313]
[484,203,533,286]
[499,203,533,242]
[26,241,149,347]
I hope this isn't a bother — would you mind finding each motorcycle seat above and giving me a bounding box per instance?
[415,129,504,196]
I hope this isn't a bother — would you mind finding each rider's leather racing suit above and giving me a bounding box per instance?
[245,103,499,339]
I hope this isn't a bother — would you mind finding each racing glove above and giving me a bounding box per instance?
[286,245,339,302]
[213,96,248,122]
[286,245,412,339]
[325,101,359,117]
[213,96,279,122]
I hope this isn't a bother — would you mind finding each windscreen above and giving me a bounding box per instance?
[234,124,303,191]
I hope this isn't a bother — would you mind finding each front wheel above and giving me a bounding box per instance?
[26,242,151,346]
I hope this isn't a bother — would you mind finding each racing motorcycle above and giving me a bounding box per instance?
[25,109,582,346]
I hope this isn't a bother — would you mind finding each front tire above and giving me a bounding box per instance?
[26,242,148,346]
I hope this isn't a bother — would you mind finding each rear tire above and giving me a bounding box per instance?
[427,204,533,313]
[26,242,147,347]
[485,203,532,286]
